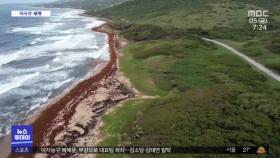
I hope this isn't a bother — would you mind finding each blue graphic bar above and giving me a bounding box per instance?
[11,125,33,154]
[11,141,33,145]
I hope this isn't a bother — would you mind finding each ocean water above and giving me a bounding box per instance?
[0,4,109,137]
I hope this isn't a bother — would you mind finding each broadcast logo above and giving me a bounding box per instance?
[11,125,33,154]
[248,10,269,31]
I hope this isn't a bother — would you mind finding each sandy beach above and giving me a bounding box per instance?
[1,22,134,158]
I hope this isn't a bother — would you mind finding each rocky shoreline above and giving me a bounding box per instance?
[4,24,135,158]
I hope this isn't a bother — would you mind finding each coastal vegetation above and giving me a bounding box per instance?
[97,0,280,72]
[45,0,129,10]
[98,39,280,158]
[86,0,280,157]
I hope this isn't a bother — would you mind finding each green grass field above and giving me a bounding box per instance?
[90,0,280,157]
[220,34,280,74]
[97,0,280,72]
[96,38,280,158]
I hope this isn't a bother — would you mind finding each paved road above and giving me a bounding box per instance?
[202,38,280,82]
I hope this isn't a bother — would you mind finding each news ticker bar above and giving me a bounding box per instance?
[28,146,269,154]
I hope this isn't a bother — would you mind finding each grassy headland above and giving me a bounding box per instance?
[86,0,280,157]
[94,0,280,72]
[44,0,129,10]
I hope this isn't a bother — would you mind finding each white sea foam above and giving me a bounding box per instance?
[21,34,98,54]
[50,34,97,50]
[40,75,73,91]
[88,45,100,49]
[45,36,67,41]
[92,44,110,61]
[11,22,63,34]
[52,57,61,62]
[30,37,42,45]
[0,8,109,138]
[28,102,45,112]
[28,92,52,112]
[4,35,98,64]
[0,64,50,74]
[58,46,109,64]
[32,35,88,52]
[49,65,64,72]
[0,72,40,95]
[54,77,74,89]
[30,41,37,45]
[56,52,63,55]
[0,126,10,138]
[0,53,19,66]
[56,10,83,19]
[59,28,85,34]
[41,71,69,82]
[28,103,41,112]
[85,20,106,29]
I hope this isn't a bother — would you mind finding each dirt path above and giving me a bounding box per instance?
[202,38,280,82]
